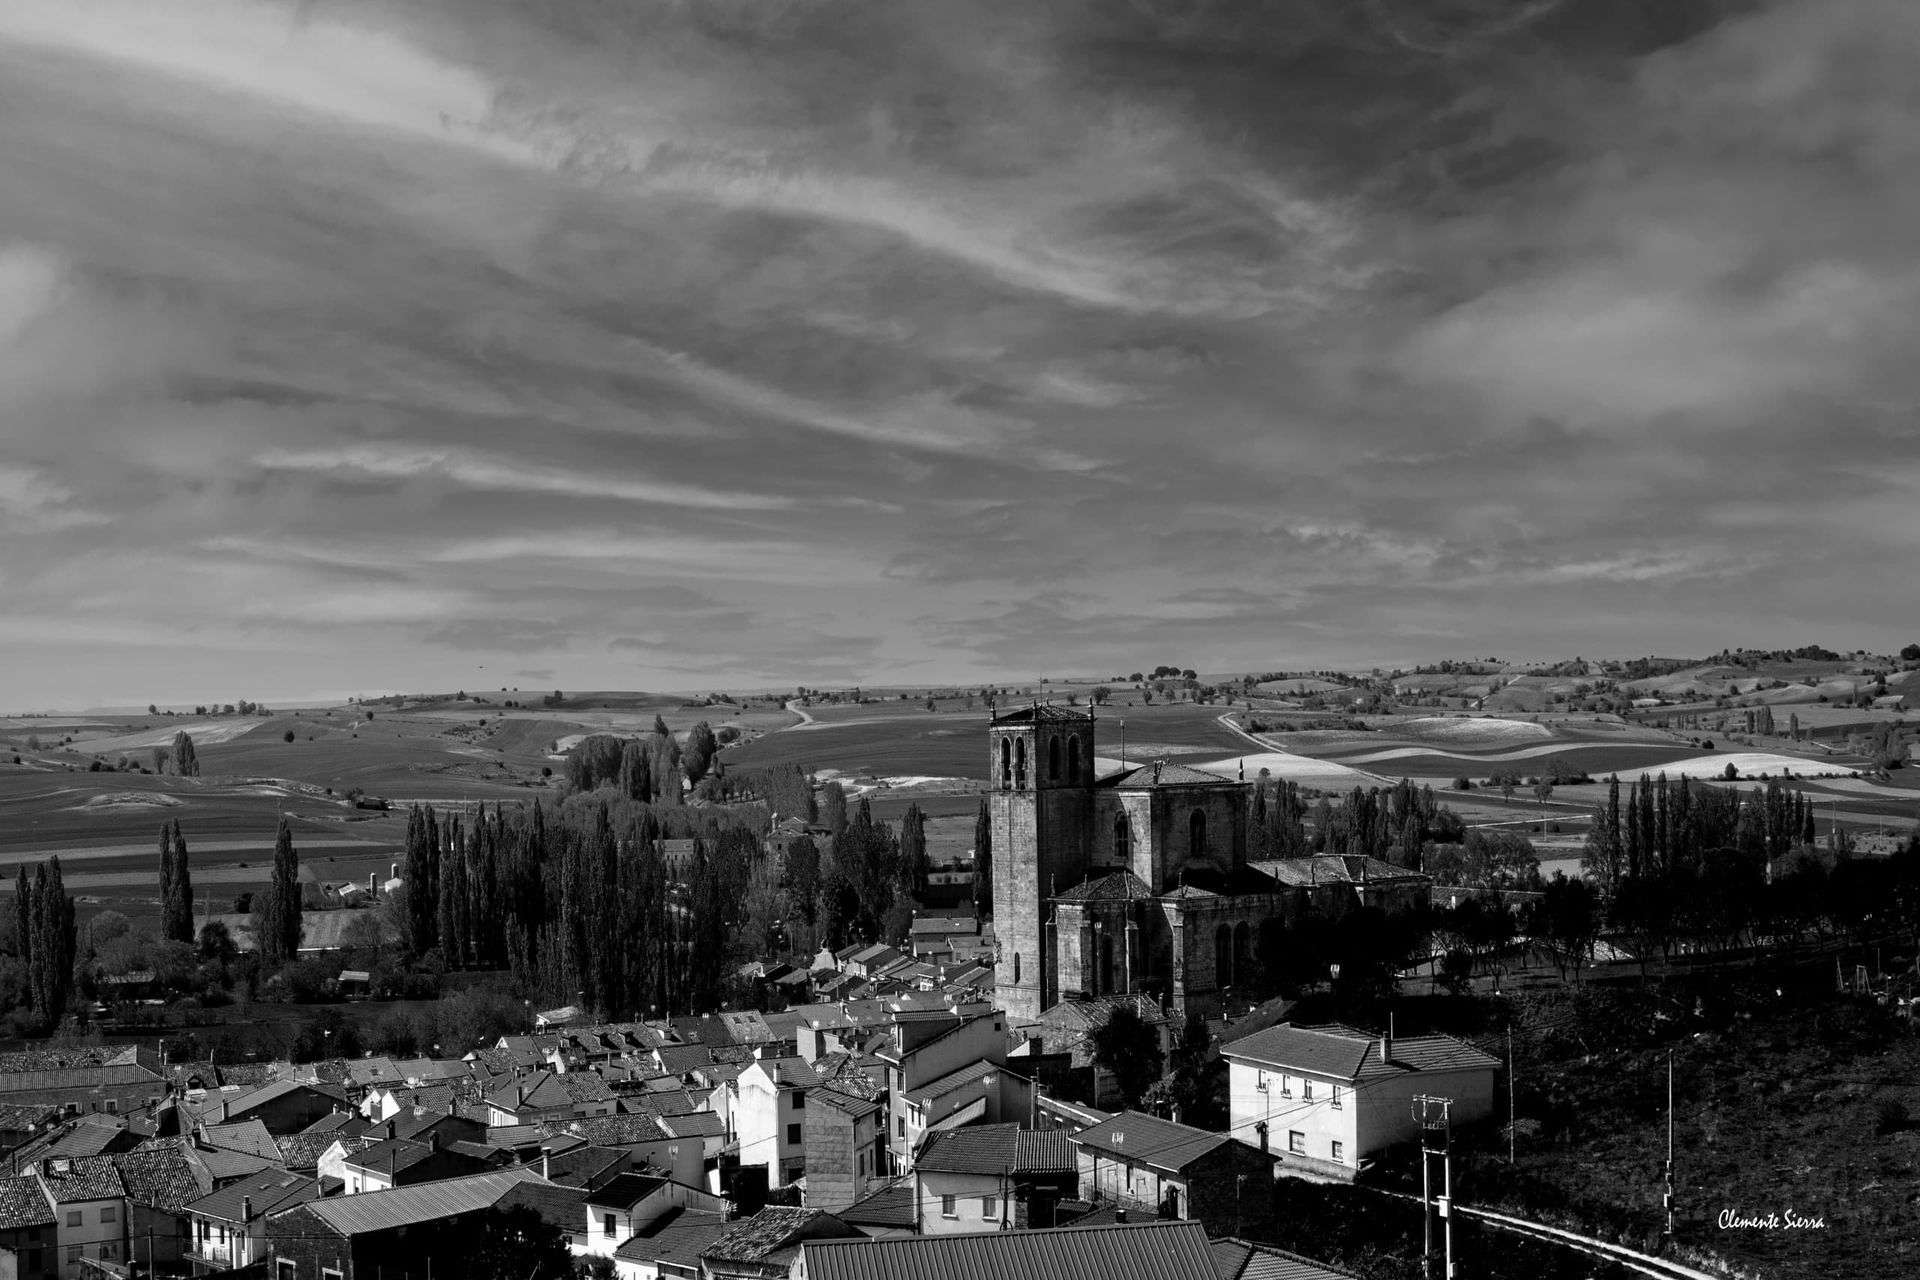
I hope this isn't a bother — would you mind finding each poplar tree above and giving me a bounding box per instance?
[161,819,195,944]
[21,858,77,1027]
[973,796,992,917]
[258,818,303,966]
[171,731,199,778]
[900,804,929,899]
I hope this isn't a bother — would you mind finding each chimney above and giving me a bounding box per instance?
[368,872,377,897]
[1114,1206,1128,1223]
[385,1120,396,1140]
[542,1149,551,1180]
[427,1132,438,1153]
[390,862,399,880]
[242,1195,253,1223]
[1381,1015,1393,1065]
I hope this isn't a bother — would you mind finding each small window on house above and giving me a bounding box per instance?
[1288,1130,1305,1155]
[1013,953,1021,984]
[858,1153,867,1176]
[941,1194,957,1218]
[1303,1080,1313,1101]
[1332,1085,1343,1109]
[323,1269,344,1280]
[1331,1140,1345,1162]
[897,1116,906,1137]
[787,1122,802,1146]
[67,1246,82,1263]
[105,1099,117,1114]
[982,1196,998,1219]
[1280,1075,1292,1098]
[603,1213,616,1237]
[792,1090,806,1110]
[101,1205,117,1224]
[67,1211,82,1228]
[278,1261,298,1280]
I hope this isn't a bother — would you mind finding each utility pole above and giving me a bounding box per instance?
[1664,1051,1676,1246]
[1415,1094,1455,1280]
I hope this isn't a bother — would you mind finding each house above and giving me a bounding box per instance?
[611,1205,730,1280]
[32,1156,127,1280]
[0,1048,165,1119]
[0,1174,57,1280]
[910,1123,1077,1234]
[898,1061,1034,1163]
[1067,1111,1277,1236]
[843,946,904,981]
[1222,1024,1500,1179]
[836,1178,915,1241]
[796,1218,1221,1280]
[266,1167,552,1280]
[730,1055,822,1188]
[200,1080,349,1134]
[580,1173,727,1258]
[907,914,981,961]
[559,1115,706,1188]
[339,1133,494,1194]
[1036,996,1171,1110]
[798,1087,888,1212]
[115,1143,210,1274]
[698,1206,858,1280]
[485,1069,619,1125]
[184,1169,319,1271]
[876,1011,1010,1171]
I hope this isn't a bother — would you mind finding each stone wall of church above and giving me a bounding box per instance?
[991,783,1093,1020]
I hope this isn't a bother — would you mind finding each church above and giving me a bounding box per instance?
[986,704,1429,1022]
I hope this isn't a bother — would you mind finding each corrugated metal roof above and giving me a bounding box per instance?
[800,1219,1218,1280]
[186,1169,317,1224]
[1222,1024,1499,1081]
[297,1167,544,1236]
[902,1058,998,1106]
[1068,1111,1248,1175]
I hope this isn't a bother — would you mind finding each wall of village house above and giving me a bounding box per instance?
[1226,1059,1359,1176]
[914,1169,1011,1235]
[1352,1066,1495,1156]
[885,1017,1008,1169]
[264,1205,351,1280]
[799,1104,882,1212]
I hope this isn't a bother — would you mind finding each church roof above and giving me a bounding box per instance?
[1101,760,1238,789]
[1250,856,1428,887]
[990,704,1093,725]
[1055,868,1154,902]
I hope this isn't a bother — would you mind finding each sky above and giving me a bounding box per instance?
[1,0,1917,710]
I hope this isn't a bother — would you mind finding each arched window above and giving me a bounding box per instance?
[1233,923,1251,985]
[1048,735,1061,783]
[1113,813,1131,862]
[1099,933,1114,996]
[1000,739,1011,790]
[1013,953,1021,984]
[1068,735,1082,782]
[1214,924,1233,988]
[1014,737,1027,789]
[1190,809,1207,858]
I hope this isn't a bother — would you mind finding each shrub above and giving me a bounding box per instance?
[1875,1099,1909,1135]
[283,730,296,743]
[1452,776,1473,790]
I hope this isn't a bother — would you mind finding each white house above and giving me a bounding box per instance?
[1222,1023,1499,1180]
[730,1053,822,1187]
[582,1172,727,1258]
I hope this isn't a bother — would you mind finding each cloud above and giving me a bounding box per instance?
[251,443,794,510]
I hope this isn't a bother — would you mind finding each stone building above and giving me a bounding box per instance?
[987,705,1429,1022]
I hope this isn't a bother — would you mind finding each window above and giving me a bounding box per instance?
[982,1196,998,1219]
[67,1247,81,1263]
[1303,1080,1313,1101]
[1288,1130,1305,1155]
[786,1122,802,1146]
[1014,737,1027,788]
[858,1153,867,1176]
[791,1089,806,1110]
[1069,736,1082,782]
[1189,808,1207,857]
[106,1099,118,1113]
[1000,738,1012,789]
[1113,813,1131,861]
[323,1269,344,1280]
[1048,735,1060,782]
[1332,1085,1342,1109]
[897,1116,906,1137]
[603,1212,616,1237]
[941,1194,957,1219]
[278,1262,298,1280]
[1280,1074,1292,1098]
[1331,1140,1345,1163]
[67,1211,82,1228]
[101,1205,118,1224]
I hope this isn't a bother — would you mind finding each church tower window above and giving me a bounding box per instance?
[1048,736,1061,783]
[1068,736,1082,782]
[1114,814,1131,862]
[1013,953,1021,984]
[1000,739,1011,790]
[1190,809,1207,859]
[1014,738,1027,790]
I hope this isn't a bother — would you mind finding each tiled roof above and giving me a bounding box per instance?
[902,1059,999,1106]
[614,1205,729,1267]
[914,1123,1076,1176]
[812,1087,883,1122]
[585,1171,669,1209]
[1055,868,1154,902]
[704,1206,840,1263]
[839,1178,913,1228]
[0,1174,52,1230]
[658,1111,727,1140]
[276,1132,359,1171]
[990,704,1093,725]
[0,1103,60,1132]
[1211,1237,1359,1280]
[298,1167,546,1236]
[36,1155,126,1203]
[563,1113,670,1147]
[750,1056,821,1088]
[493,1179,589,1234]
[201,1119,279,1161]
[798,1219,1219,1280]
[1068,1111,1261,1174]
[1251,856,1429,887]
[341,1137,435,1174]
[187,1169,318,1224]
[1221,1024,1498,1081]
[115,1146,208,1211]
[1102,760,1237,788]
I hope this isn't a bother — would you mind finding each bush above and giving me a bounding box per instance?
[1875,1099,1909,1135]
[283,729,296,743]
[1452,776,1473,790]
